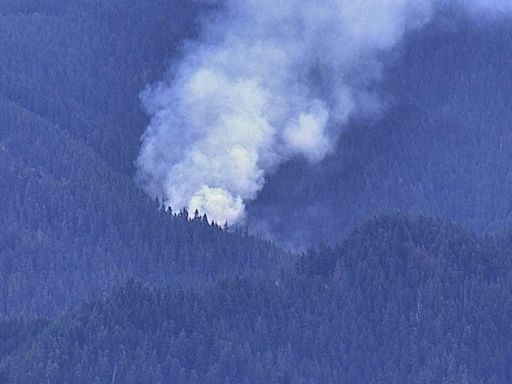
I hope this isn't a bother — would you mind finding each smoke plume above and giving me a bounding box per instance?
[136,0,509,225]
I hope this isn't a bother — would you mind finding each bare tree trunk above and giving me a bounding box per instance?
[111,362,118,384]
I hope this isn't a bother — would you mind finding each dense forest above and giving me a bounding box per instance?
[2,216,512,383]
[1,1,512,383]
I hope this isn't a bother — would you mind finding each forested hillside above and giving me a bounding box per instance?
[0,93,285,316]
[2,216,512,383]
[0,0,286,317]
[1,1,512,383]
[0,0,206,173]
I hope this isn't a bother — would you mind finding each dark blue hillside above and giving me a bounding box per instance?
[3,216,511,384]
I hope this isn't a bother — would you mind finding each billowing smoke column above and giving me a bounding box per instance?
[136,0,510,225]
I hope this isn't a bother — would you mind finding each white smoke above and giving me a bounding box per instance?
[136,0,510,225]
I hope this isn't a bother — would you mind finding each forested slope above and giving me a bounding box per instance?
[0,0,205,173]
[3,2,512,251]
[0,0,291,317]
[1,3,512,383]
[2,216,511,384]
[0,91,287,317]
